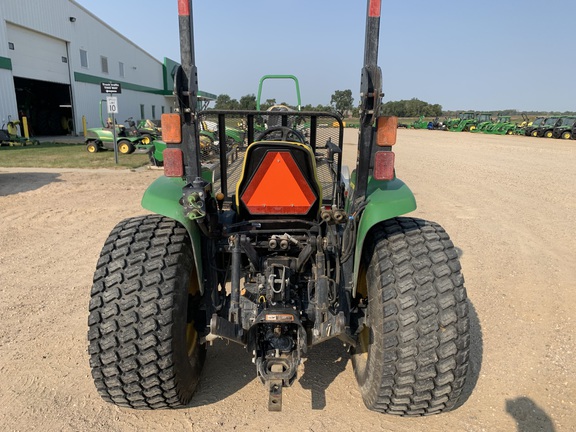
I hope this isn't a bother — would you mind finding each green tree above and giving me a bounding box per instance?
[330,89,354,115]
[381,98,442,117]
[239,94,257,110]
[261,98,277,110]
[215,94,239,110]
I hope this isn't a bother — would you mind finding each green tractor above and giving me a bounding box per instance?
[448,111,477,132]
[407,115,430,129]
[485,115,516,135]
[87,0,471,416]
[444,112,473,130]
[469,113,493,133]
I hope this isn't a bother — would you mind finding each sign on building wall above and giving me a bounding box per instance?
[100,82,122,94]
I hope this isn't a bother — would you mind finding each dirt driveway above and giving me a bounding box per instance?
[0,129,574,431]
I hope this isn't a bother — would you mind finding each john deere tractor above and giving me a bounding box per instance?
[88,0,471,416]
[445,112,474,130]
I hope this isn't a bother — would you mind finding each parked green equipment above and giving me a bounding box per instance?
[523,116,546,136]
[485,116,516,135]
[552,117,576,139]
[88,0,471,416]
[85,100,148,154]
[469,113,493,133]
[408,115,430,129]
[0,116,39,146]
[533,116,561,138]
[445,112,474,130]
[448,111,477,131]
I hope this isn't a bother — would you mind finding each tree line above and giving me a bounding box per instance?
[213,89,356,115]
[213,93,574,118]
[380,98,442,117]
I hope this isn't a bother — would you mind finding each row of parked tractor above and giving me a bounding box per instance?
[403,112,576,139]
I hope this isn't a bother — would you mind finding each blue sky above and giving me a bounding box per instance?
[75,0,576,112]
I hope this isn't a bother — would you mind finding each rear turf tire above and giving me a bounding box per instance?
[351,217,470,416]
[88,215,205,409]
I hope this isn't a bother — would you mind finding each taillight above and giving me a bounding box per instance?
[161,113,182,144]
[241,151,317,215]
[376,116,397,146]
[373,151,395,181]
[163,148,184,177]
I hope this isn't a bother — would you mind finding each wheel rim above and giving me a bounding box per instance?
[199,135,214,155]
[141,136,151,144]
[87,144,96,153]
[119,142,130,154]
[546,132,552,138]
[562,132,571,139]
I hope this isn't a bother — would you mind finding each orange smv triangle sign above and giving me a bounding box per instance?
[243,151,316,214]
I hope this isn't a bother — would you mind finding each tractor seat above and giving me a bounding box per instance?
[235,140,322,220]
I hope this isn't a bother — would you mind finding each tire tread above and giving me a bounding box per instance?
[352,217,470,416]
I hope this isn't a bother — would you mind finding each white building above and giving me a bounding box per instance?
[0,0,214,136]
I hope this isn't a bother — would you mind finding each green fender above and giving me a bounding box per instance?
[352,176,417,296]
[141,176,205,293]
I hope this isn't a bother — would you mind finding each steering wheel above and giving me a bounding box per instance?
[256,126,306,143]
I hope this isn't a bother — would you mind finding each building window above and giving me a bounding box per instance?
[161,106,165,114]
[62,56,68,63]
[101,56,108,74]
[170,106,174,113]
[119,62,124,78]
[80,49,88,68]
[151,106,156,119]
[8,42,15,50]
[140,104,145,119]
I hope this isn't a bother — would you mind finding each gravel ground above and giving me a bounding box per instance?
[0,128,574,431]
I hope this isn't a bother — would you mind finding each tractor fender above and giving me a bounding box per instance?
[351,177,417,297]
[141,176,204,293]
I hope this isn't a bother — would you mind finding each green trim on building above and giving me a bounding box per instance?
[75,70,216,100]
[0,56,13,70]
[163,57,179,94]
[198,90,218,100]
[74,72,171,95]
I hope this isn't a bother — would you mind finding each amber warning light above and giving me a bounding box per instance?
[161,113,181,144]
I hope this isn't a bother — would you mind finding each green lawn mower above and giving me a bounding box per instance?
[0,117,39,146]
[88,0,472,416]
[85,101,148,154]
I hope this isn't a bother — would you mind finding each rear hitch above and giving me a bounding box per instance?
[256,350,300,412]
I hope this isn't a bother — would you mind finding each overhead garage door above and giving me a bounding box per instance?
[7,23,70,84]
